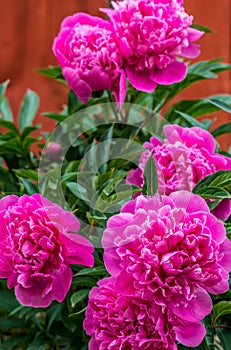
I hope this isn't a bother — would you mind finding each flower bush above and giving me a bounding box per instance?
[0,0,231,349]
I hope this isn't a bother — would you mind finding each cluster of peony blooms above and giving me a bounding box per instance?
[53,0,204,108]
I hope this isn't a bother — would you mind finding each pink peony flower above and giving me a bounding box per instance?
[0,194,94,307]
[127,124,231,220]
[84,276,206,349]
[101,0,204,92]
[53,13,126,108]
[102,192,231,324]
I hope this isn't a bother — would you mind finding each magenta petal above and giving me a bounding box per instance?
[219,238,231,272]
[126,65,157,92]
[181,44,201,59]
[172,287,212,322]
[175,321,206,347]
[63,68,92,104]
[113,70,127,110]
[50,265,72,302]
[151,61,187,85]
[187,27,204,42]
[0,194,18,211]
[211,199,231,221]
[61,12,111,31]
[61,232,94,267]
[15,275,54,308]
[89,337,99,350]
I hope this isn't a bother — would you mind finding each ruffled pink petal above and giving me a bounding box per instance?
[175,321,206,347]
[170,191,210,215]
[61,12,111,31]
[125,65,157,92]
[172,287,212,322]
[63,67,92,104]
[150,61,187,85]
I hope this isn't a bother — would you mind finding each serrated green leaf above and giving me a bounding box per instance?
[213,301,231,324]
[143,152,158,196]
[70,289,89,308]
[19,89,40,131]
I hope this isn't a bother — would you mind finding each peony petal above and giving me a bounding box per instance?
[211,199,231,221]
[61,232,94,267]
[175,321,206,347]
[181,43,201,59]
[63,68,92,104]
[15,274,54,308]
[0,194,18,211]
[113,70,127,110]
[172,287,212,322]
[50,265,73,302]
[218,238,231,272]
[125,65,157,92]
[187,27,204,42]
[150,61,187,85]
[61,12,111,31]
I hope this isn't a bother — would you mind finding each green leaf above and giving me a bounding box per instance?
[213,301,231,324]
[37,65,64,80]
[143,152,158,196]
[193,186,231,200]
[206,98,231,113]
[193,171,231,193]
[216,325,231,350]
[212,122,231,138]
[191,23,213,33]
[70,289,89,308]
[0,79,10,99]
[174,110,206,128]
[14,169,38,181]
[19,177,39,194]
[0,97,13,121]
[74,266,107,277]
[0,120,19,134]
[43,112,68,122]
[19,89,40,131]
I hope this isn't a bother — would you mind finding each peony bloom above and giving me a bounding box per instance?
[101,0,204,92]
[53,13,126,108]
[84,277,206,349]
[0,194,94,307]
[127,124,231,220]
[102,192,231,324]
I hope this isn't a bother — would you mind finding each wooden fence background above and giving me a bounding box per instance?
[0,0,230,149]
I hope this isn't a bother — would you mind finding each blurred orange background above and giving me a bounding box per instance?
[0,0,230,149]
